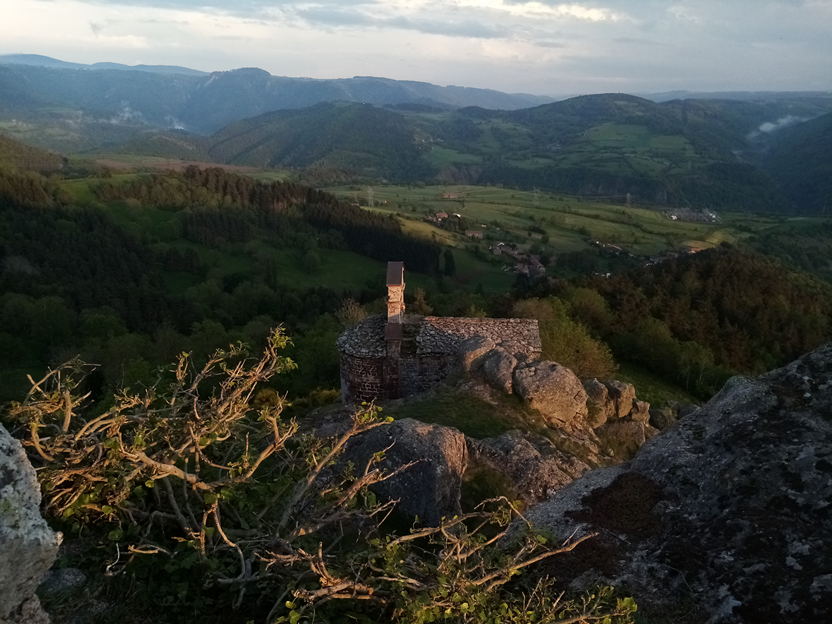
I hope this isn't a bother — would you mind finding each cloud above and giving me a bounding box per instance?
[2,0,831,95]
[745,115,809,139]
[758,116,805,133]
[294,6,509,38]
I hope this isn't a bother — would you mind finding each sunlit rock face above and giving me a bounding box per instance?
[522,342,832,624]
[0,424,61,624]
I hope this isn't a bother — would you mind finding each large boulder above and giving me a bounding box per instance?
[601,379,636,419]
[629,399,651,424]
[457,335,496,373]
[513,361,589,428]
[582,378,612,429]
[648,407,677,431]
[594,420,647,458]
[468,431,593,507]
[522,343,832,623]
[342,419,467,526]
[481,348,517,394]
[1,424,61,624]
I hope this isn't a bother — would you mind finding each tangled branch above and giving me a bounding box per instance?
[4,327,636,624]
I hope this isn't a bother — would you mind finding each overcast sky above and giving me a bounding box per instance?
[1,0,830,95]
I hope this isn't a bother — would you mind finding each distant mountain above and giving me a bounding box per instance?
[3,55,830,213]
[207,102,431,180]
[182,93,831,211]
[643,90,832,103]
[0,57,555,136]
[760,111,832,213]
[110,131,211,162]
[0,132,64,172]
[0,54,208,76]
[410,94,825,211]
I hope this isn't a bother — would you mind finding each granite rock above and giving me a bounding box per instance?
[0,424,61,624]
[522,343,832,623]
[513,360,589,428]
[481,348,518,394]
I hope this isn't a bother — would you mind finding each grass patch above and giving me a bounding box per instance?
[615,361,700,408]
[384,389,521,439]
[427,146,483,167]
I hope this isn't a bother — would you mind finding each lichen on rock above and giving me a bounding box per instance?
[521,342,832,623]
[0,424,61,624]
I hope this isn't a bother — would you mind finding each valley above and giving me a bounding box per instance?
[2,51,832,624]
[325,182,825,267]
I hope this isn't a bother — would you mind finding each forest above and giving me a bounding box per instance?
[3,165,832,409]
[0,167,442,402]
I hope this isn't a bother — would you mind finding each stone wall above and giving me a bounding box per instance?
[341,352,458,402]
[337,314,542,403]
[339,353,385,403]
[399,354,457,397]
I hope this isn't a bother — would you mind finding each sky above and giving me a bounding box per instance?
[1,0,830,96]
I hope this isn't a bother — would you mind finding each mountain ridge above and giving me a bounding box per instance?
[0,56,556,134]
[68,92,832,211]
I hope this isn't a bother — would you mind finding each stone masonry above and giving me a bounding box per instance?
[337,262,541,403]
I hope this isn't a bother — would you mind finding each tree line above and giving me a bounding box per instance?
[95,167,440,273]
[523,247,832,396]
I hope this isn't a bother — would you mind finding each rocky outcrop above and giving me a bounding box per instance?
[341,418,467,526]
[648,406,677,430]
[594,420,647,458]
[513,360,589,428]
[629,400,650,424]
[457,335,495,372]
[468,431,594,507]
[582,378,612,428]
[456,351,657,502]
[581,378,656,457]
[1,424,61,624]
[522,343,832,624]
[481,348,517,394]
[602,379,636,418]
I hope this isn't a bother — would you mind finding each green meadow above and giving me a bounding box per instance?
[325,183,804,259]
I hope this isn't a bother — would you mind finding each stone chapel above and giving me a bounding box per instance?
[337,262,542,403]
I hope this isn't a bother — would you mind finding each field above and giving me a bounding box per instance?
[320,182,832,291]
[326,183,789,253]
[58,168,832,298]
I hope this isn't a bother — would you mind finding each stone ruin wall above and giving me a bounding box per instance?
[398,353,457,397]
[340,353,386,403]
[341,352,457,402]
[338,315,541,403]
